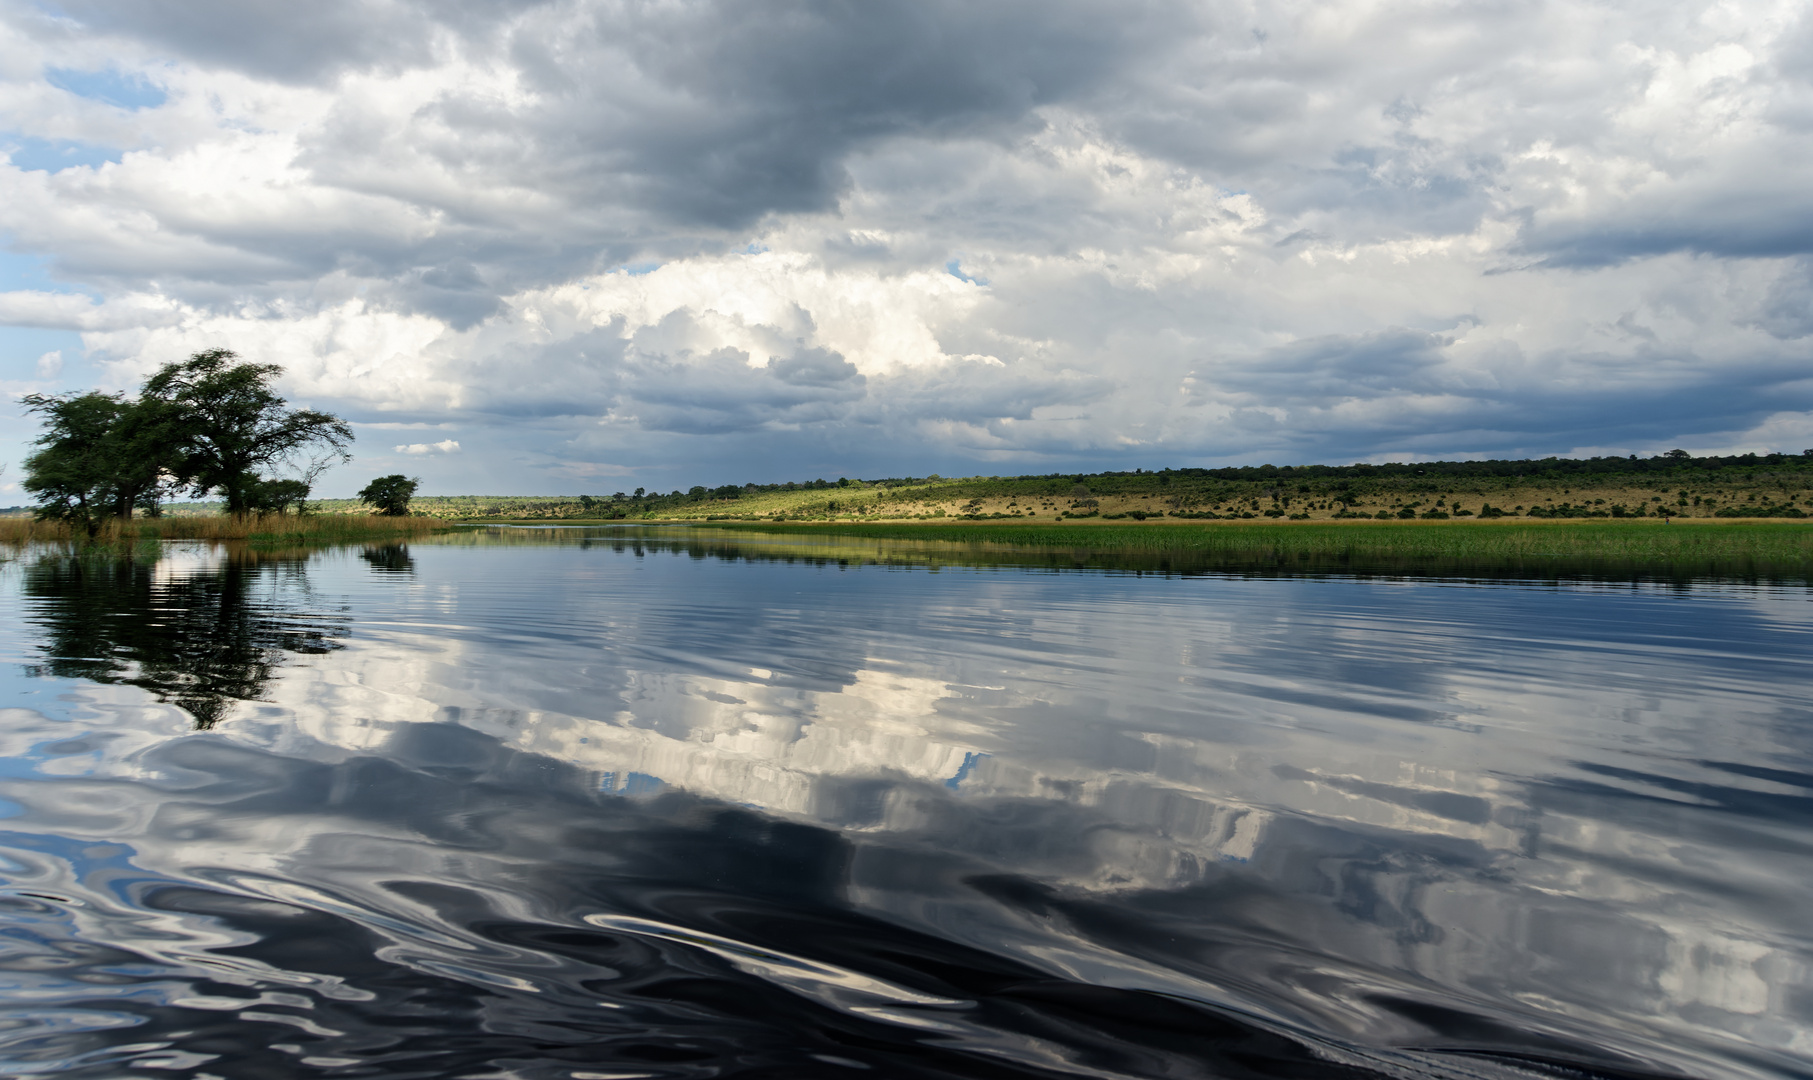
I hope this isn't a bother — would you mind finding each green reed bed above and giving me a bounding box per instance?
[684,519,1813,581]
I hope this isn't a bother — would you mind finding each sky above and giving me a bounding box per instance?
[1,0,1811,498]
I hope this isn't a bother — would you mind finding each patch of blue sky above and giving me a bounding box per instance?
[599,771,665,796]
[944,750,988,791]
[44,67,166,111]
[618,261,661,276]
[6,136,121,173]
[0,325,83,364]
[0,250,96,386]
[945,258,988,286]
[0,326,88,386]
[0,250,81,294]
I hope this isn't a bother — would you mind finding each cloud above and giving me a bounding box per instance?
[0,0,1810,493]
[0,290,183,331]
[1752,258,1813,340]
[394,439,460,455]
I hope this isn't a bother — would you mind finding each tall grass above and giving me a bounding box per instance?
[0,513,445,546]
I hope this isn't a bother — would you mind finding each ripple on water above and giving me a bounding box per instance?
[0,535,1805,1078]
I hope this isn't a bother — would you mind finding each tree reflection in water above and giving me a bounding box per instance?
[20,547,350,728]
[360,543,416,573]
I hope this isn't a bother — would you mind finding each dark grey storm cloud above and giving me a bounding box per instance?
[1226,329,1454,398]
[1754,259,1813,340]
[50,0,543,84]
[1517,187,1813,268]
[72,0,1195,228]
[624,346,866,435]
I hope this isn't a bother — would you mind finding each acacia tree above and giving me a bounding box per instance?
[143,350,353,517]
[21,391,172,535]
[357,474,419,516]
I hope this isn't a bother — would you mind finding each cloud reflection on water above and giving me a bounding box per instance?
[0,532,1808,1078]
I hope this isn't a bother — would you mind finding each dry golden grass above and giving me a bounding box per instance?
[0,513,444,545]
[0,518,75,543]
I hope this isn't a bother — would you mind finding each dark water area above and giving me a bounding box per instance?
[0,528,1810,1079]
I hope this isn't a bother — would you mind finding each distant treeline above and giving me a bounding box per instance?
[916,449,1813,487]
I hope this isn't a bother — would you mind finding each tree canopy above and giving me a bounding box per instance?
[21,391,170,535]
[143,350,353,516]
[21,349,354,525]
[357,475,419,516]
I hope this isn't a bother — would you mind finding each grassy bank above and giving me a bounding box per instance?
[356,459,1813,524]
[682,518,1813,578]
[0,514,446,546]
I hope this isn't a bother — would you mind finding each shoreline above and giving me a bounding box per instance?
[596,518,1813,573]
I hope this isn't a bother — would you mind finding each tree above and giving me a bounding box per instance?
[22,547,348,729]
[21,391,172,535]
[143,350,353,517]
[357,474,419,516]
[244,477,313,515]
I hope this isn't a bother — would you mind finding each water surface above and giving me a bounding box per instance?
[0,527,1808,1079]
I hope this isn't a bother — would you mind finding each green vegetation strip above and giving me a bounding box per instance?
[686,519,1813,574]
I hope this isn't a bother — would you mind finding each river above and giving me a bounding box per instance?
[0,526,1807,1079]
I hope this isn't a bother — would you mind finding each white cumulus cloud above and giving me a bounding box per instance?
[393,439,460,455]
